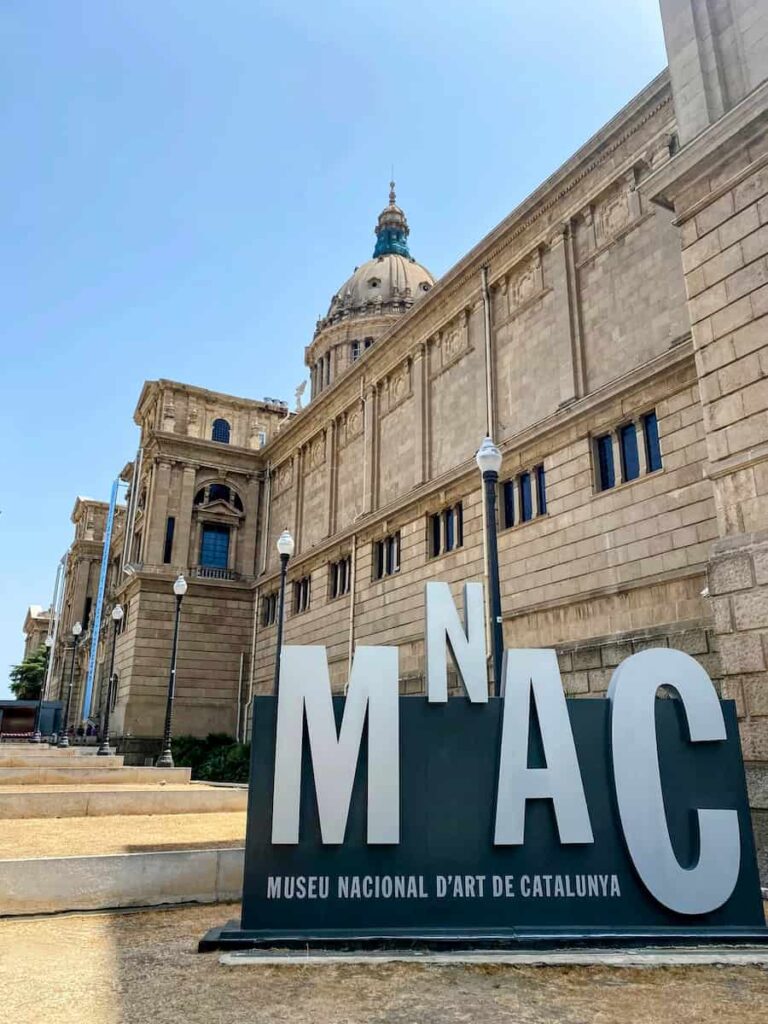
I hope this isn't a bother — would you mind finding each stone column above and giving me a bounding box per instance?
[363,384,377,513]
[174,466,198,569]
[413,344,427,486]
[548,223,582,406]
[238,474,261,577]
[145,460,172,565]
[326,420,337,536]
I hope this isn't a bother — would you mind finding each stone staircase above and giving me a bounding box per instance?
[0,745,246,916]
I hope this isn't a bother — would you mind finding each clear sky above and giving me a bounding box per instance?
[0,0,667,696]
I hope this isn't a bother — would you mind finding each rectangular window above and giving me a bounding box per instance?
[643,411,662,472]
[444,507,455,552]
[350,340,361,362]
[430,513,441,558]
[293,576,311,614]
[520,472,533,522]
[200,524,230,568]
[82,597,92,632]
[374,532,401,579]
[502,480,515,529]
[595,434,615,491]
[261,593,277,627]
[163,516,175,564]
[329,556,351,598]
[619,423,640,482]
[258,431,267,448]
[535,464,547,515]
[429,503,464,558]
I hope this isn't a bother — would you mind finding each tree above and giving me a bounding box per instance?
[9,646,48,700]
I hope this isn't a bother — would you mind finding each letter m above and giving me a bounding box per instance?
[271,646,399,845]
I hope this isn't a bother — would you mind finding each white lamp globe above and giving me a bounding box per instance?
[44,635,54,648]
[111,604,124,622]
[72,621,82,637]
[475,436,502,476]
[173,575,188,598]
[277,529,295,558]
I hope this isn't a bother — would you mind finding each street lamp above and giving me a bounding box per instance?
[476,436,504,696]
[31,635,54,744]
[98,604,123,756]
[58,622,83,748]
[156,575,187,769]
[273,529,295,695]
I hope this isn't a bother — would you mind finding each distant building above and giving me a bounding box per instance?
[28,1,768,877]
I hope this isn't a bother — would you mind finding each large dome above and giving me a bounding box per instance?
[317,183,435,332]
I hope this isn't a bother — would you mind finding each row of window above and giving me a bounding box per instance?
[595,411,662,492]
[350,338,374,362]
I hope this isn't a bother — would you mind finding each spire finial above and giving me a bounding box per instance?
[389,179,396,206]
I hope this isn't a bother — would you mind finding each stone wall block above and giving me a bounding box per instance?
[600,641,633,667]
[732,588,768,631]
[712,595,734,634]
[720,676,746,716]
[708,552,754,594]
[739,719,768,761]
[742,674,768,716]
[754,545,768,585]
[587,668,612,694]
[572,648,602,671]
[718,632,766,674]
[667,628,708,655]
[562,671,589,695]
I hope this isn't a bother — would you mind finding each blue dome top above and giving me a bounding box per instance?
[373,181,411,258]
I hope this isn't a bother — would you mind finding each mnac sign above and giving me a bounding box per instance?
[202,582,766,949]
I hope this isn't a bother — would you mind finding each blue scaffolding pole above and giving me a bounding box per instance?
[79,477,122,725]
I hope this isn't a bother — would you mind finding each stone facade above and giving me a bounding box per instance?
[21,607,50,661]
[30,2,768,869]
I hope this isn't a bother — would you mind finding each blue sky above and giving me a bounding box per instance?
[0,0,667,696]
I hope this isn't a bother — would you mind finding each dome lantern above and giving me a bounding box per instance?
[373,181,411,259]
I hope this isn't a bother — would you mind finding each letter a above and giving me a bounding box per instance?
[494,650,593,845]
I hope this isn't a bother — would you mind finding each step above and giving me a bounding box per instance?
[0,754,124,769]
[0,745,114,757]
[0,784,247,819]
[0,847,244,915]
[0,766,191,785]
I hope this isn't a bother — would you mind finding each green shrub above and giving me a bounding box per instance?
[171,732,235,778]
[198,742,250,783]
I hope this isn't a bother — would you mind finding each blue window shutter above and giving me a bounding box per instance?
[200,525,229,568]
[520,472,533,522]
[211,418,231,444]
[643,412,662,472]
[619,424,640,481]
[536,465,547,514]
[596,435,615,490]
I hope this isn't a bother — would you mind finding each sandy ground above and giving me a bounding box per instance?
[0,812,246,858]
[0,902,766,1024]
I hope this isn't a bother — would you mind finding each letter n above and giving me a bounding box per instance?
[425,581,488,702]
[271,645,399,845]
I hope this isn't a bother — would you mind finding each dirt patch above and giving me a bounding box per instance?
[1,903,767,1024]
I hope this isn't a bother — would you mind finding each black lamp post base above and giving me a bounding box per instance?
[156,749,174,769]
[96,743,111,756]
[29,732,41,744]
[57,735,70,749]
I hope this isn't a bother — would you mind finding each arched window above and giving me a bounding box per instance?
[208,483,231,503]
[211,418,231,444]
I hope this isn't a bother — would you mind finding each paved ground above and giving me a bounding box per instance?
[0,783,233,792]
[1,903,767,1024]
[0,812,246,858]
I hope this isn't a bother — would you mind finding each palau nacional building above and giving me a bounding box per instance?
[20,1,768,878]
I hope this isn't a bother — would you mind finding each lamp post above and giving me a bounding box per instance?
[476,436,504,696]
[30,635,54,743]
[273,529,295,695]
[98,604,123,756]
[58,622,83,748]
[156,576,187,769]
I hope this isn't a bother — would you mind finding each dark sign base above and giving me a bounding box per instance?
[198,920,768,953]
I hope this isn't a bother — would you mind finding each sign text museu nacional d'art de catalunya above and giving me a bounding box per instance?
[202,581,767,949]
